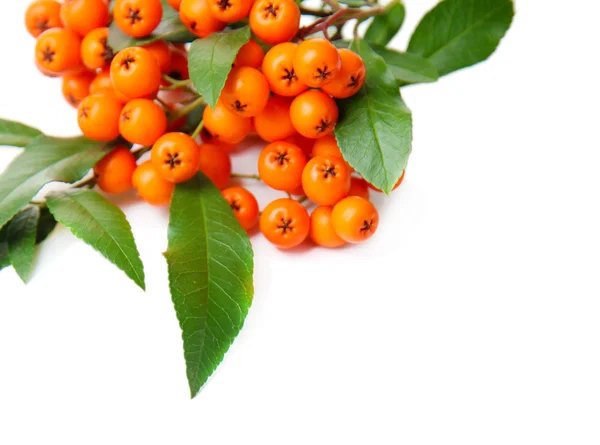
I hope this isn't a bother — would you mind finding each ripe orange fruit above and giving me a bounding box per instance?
[253,95,296,142]
[61,71,94,108]
[77,92,123,141]
[322,48,366,99]
[310,206,345,248]
[94,147,138,194]
[347,177,370,200]
[312,134,352,172]
[222,187,260,231]
[61,0,109,37]
[208,0,253,23]
[197,144,232,189]
[143,40,172,73]
[119,99,167,146]
[262,42,307,97]
[293,38,341,88]
[113,0,163,38]
[80,27,113,70]
[132,160,175,206]
[202,101,252,145]
[110,46,162,99]
[167,0,182,10]
[151,132,200,183]
[25,0,62,38]
[290,90,339,139]
[260,198,310,249]
[35,28,82,75]
[301,155,351,205]
[234,40,264,69]
[221,67,270,117]
[179,0,226,38]
[258,141,307,192]
[331,196,379,243]
[249,0,300,44]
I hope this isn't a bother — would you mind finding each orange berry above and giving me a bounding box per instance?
[285,133,314,156]
[132,160,175,206]
[221,67,270,118]
[260,198,310,249]
[312,134,352,172]
[94,147,137,194]
[347,177,370,200]
[196,144,232,189]
[208,0,253,23]
[262,42,307,97]
[234,40,264,69]
[321,48,366,99]
[249,0,300,44]
[203,101,252,145]
[25,0,62,38]
[119,99,167,146]
[110,46,162,98]
[61,0,109,37]
[253,96,296,142]
[35,28,82,75]
[222,187,259,231]
[80,27,113,70]
[293,38,341,88]
[113,0,163,38]
[331,196,379,243]
[302,155,351,205]
[143,40,172,73]
[62,71,94,108]
[199,128,236,152]
[310,206,345,248]
[167,0,182,10]
[368,170,406,192]
[179,0,226,38]
[77,92,123,141]
[90,68,131,103]
[165,47,189,80]
[290,90,339,139]
[258,141,307,192]
[151,132,200,183]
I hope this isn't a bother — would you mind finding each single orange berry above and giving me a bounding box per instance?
[290,90,339,139]
[94,147,137,194]
[197,144,232,189]
[144,40,172,72]
[312,134,352,172]
[35,28,82,75]
[221,67,270,118]
[348,177,370,200]
[61,0,109,37]
[203,101,252,145]
[222,187,259,231]
[179,0,226,38]
[285,133,314,156]
[80,27,113,70]
[113,0,163,38]
[302,155,351,205]
[368,170,406,192]
[199,128,236,152]
[249,0,300,45]
[90,68,131,103]
[331,196,379,243]
[132,160,175,206]
[262,42,307,97]
[293,38,341,88]
[62,71,94,108]
[77,92,123,141]
[119,99,167,146]
[310,205,345,248]
[260,198,310,249]
[258,141,307,192]
[322,49,366,99]
[167,0,182,10]
[208,0,253,23]
[151,132,200,183]
[165,46,189,81]
[25,0,62,38]
[253,96,296,142]
[234,40,264,69]
[110,46,162,99]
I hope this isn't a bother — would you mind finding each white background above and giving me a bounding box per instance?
[1,0,600,444]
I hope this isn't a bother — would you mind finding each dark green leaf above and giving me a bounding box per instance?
[371,44,439,85]
[108,0,195,51]
[0,119,43,148]
[36,206,57,244]
[364,0,405,46]
[407,0,514,76]
[46,189,145,290]
[7,206,40,283]
[165,173,254,398]
[0,136,110,230]
[188,27,251,109]
[0,224,9,272]
[335,39,412,194]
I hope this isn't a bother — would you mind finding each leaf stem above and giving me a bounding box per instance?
[169,97,204,121]
[190,121,205,140]
[162,74,193,89]
[299,6,331,17]
[231,173,261,180]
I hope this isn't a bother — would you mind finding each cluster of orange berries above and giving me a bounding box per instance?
[25,0,403,249]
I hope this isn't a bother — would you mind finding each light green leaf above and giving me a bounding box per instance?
[407,0,514,76]
[0,136,110,230]
[165,172,254,398]
[188,27,251,109]
[371,44,439,85]
[364,0,405,47]
[335,39,412,194]
[108,0,195,51]
[0,119,43,148]
[7,206,40,283]
[46,189,145,290]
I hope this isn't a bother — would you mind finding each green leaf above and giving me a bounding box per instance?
[335,39,412,194]
[371,44,439,85]
[0,136,110,230]
[0,224,9,272]
[7,206,40,283]
[165,173,254,398]
[188,27,251,109]
[35,206,57,244]
[46,189,145,290]
[108,0,195,51]
[364,0,405,46]
[407,0,514,77]
[0,119,43,148]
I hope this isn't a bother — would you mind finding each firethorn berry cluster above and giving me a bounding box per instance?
[25,0,403,250]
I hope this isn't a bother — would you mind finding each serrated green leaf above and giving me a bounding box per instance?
[0,224,9,272]
[46,189,145,290]
[165,172,254,398]
[335,39,412,194]
[371,44,439,85]
[188,27,251,109]
[407,0,514,77]
[7,206,40,283]
[0,119,43,148]
[364,0,405,47]
[35,206,57,244]
[108,0,195,51]
[0,136,110,230]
